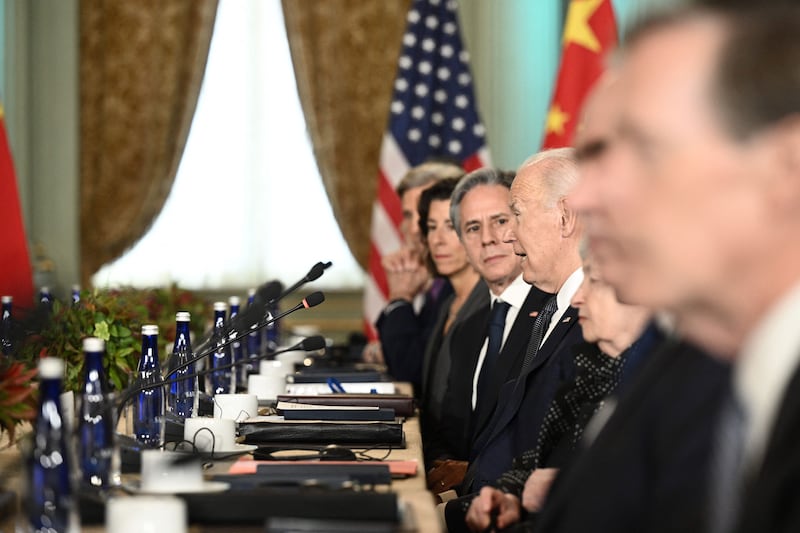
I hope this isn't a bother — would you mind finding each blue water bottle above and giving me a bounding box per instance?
[228,296,246,391]
[28,357,79,532]
[246,288,262,365]
[39,286,54,310]
[209,302,232,395]
[133,324,165,447]
[1,295,12,356]
[166,312,197,418]
[266,301,280,353]
[78,337,119,488]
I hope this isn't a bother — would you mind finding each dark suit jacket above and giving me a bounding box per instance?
[534,340,730,533]
[423,285,551,464]
[461,305,583,492]
[419,279,488,457]
[375,278,453,396]
[736,362,800,533]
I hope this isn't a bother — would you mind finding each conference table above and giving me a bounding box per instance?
[0,400,444,532]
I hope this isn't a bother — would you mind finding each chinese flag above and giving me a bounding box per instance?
[542,0,618,149]
[0,103,33,309]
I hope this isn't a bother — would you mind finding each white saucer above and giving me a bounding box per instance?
[123,480,229,495]
[172,442,258,457]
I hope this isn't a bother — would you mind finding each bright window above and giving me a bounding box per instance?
[92,0,364,290]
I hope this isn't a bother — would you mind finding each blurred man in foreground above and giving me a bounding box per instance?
[565,4,800,532]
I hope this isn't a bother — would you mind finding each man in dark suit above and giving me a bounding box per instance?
[455,148,585,495]
[423,168,550,486]
[565,4,800,532]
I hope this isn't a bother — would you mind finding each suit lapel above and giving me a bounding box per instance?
[473,286,550,435]
[521,306,580,378]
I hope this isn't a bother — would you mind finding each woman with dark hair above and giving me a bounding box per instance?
[417,177,485,458]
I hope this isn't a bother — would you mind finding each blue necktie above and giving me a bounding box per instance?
[476,300,511,404]
[521,296,558,373]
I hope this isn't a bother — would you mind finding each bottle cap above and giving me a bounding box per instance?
[228,296,241,306]
[38,357,65,379]
[82,337,105,352]
[1,296,12,303]
[247,288,256,297]
[141,324,159,335]
[175,311,191,322]
[213,302,227,312]
[72,284,81,291]
[40,286,50,294]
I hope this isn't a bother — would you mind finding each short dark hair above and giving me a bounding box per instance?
[625,3,800,140]
[450,168,515,239]
[417,177,461,276]
[418,177,461,239]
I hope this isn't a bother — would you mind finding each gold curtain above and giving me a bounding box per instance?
[282,0,412,269]
[79,0,218,285]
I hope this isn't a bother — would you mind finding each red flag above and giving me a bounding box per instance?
[0,103,34,309]
[541,0,618,149]
[363,0,491,340]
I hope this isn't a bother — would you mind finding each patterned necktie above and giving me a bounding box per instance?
[476,300,511,404]
[708,388,747,533]
[521,296,558,373]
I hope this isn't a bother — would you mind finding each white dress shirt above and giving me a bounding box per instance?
[541,267,584,346]
[736,279,800,474]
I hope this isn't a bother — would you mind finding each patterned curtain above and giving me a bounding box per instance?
[281,0,412,269]
[79,0,218,284]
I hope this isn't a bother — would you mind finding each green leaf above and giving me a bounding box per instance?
[94,321,111,341]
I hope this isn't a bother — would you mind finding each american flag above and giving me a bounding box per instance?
[363,0,491,340]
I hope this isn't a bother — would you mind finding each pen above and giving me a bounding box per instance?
[327,377,346,393]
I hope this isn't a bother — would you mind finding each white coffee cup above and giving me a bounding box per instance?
[140,449,203,493]
[275,350,308,370]
[259,359,289,378]
[213,393,258,422]
[183,417,238,452]
[107,495,187,533]
[248,373,285,400]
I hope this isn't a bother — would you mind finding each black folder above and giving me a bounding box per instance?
[181,488,400,525]
[239,420,404,446]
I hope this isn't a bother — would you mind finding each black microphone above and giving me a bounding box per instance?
[117,335,327,417]
[173,292,326,380]
[117,292,326,417]
[192,280,285,356]
[276,261,332,302]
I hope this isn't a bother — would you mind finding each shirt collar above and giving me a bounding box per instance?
[490,273,529,310]
[737,278,800,470]
[556,267,584,316]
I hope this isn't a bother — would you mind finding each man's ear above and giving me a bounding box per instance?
[758,115,800,216]
[559,196,579,238]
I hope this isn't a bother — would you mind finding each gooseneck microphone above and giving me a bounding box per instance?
[276,261,333,302]
[117,335,327,417]
[192,280,285,356]
[116,292,326,417]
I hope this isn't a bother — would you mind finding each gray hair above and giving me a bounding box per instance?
[449,167,515,238]
[396,161,464,197]
[518,147,579,209]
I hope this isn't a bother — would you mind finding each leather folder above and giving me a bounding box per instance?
[276,393,415,417]
[281,407,396,421]
[213,463,392,487]
[181,488,400,525]
[288,371,385,383]
[238,419,404,446]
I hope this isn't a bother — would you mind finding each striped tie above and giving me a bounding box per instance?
[521,296,558,373]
